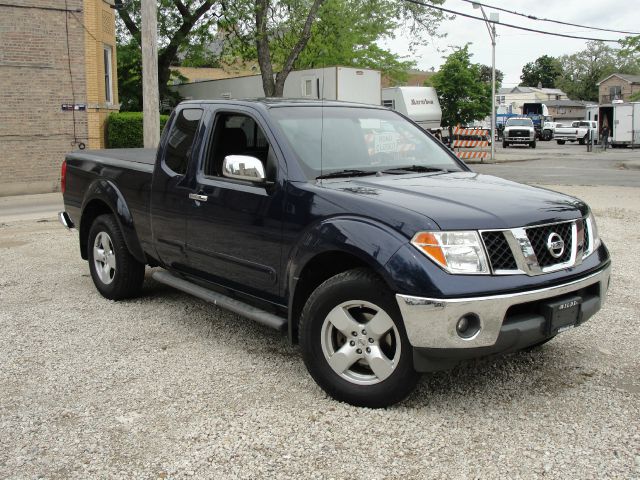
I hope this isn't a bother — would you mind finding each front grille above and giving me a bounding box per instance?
[508,129,529,138]
[526,222,573,267]
[482,231,518,271]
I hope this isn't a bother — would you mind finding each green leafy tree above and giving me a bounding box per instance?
[223,0,447,96]
[555,41,640,101]
[477,64,504,88]
[429,45,492,134]
[117,0,222,106]
[280,0,417,85]
[519,55,562,88]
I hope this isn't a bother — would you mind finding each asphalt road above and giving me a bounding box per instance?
[472,142,640,187]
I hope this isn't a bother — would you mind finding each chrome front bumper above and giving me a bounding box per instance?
[395,265,611,349]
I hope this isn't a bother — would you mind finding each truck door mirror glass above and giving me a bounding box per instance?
[223,155,266,183]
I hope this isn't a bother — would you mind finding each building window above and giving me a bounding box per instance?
[609,85,622,100]
[103,45,113,104]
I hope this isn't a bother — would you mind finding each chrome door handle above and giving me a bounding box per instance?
[188,193,208,202]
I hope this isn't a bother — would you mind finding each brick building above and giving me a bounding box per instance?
[597,73,640,104]
[0,0,118,196]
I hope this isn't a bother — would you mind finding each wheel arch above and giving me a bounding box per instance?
[79,180,146,264]
[285,217,408,343]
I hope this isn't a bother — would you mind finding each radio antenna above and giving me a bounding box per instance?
[319,60,326,184]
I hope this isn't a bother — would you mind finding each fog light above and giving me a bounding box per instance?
[456,314,481,339]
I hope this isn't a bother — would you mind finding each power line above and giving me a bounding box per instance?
[402,0,621,43]
[457,0,640,36]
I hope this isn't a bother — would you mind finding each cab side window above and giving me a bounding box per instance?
[204,113,274,179]
[164,108,203,175]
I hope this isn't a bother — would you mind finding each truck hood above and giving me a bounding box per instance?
[327,171,587,230]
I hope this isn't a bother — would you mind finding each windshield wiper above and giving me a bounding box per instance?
[382,165,452,174]
[316,169,378,180]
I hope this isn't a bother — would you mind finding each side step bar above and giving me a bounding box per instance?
[152,270,287,331]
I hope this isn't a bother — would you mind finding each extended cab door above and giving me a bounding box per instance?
[150,106,205,269]
[183,106,285,302]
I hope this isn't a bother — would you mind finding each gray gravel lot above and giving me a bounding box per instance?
[1,185,639,479]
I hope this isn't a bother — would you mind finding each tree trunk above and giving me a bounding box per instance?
[256,0,324,97]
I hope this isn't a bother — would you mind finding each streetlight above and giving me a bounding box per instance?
[473,3,498,162]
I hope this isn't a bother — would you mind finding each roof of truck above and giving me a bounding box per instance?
[179,98,387,109]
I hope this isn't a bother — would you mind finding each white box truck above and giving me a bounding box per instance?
[381,87,442,135]
[173,66,381,105]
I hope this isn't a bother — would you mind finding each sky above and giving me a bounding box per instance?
[381,0,639,87]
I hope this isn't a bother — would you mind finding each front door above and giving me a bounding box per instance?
[184,108,285,302]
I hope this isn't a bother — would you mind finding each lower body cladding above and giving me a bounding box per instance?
[396,265,611,372]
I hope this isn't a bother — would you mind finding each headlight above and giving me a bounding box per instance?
[584,212,601,257]
[411,231,490,274]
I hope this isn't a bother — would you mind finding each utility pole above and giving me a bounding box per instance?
[141,0,160,148]
[473,3,498,162]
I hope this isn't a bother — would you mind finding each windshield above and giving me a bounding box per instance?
[270,106,462,179]
[505,118,533,127]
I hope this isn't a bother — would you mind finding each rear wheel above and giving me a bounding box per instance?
[557,140,565,145]
[299,269,419,408]
[88,214,145,300]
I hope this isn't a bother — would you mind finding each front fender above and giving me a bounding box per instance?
[81,179,146,263]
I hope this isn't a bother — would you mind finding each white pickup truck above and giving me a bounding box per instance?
[555,120,598,145]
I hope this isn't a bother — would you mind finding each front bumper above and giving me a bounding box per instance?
[506,137,534,143]
[395,264,610,350]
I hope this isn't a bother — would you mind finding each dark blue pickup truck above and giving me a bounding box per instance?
[60,99,611,407]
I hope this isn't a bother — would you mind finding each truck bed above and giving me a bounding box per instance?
[66,148,156,172]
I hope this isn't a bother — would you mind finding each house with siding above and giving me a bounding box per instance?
[496,86,569,114]
[0,0,118,196]
[596,73,640,104]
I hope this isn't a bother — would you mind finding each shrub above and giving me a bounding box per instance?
[107,112,169,148]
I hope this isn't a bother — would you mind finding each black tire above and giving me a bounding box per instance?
[299,268,420,408]
[530,140,536,149]
[502,141,508,148]
[579,135,586,145]
[556,140,565,145]
[87,214,145,300]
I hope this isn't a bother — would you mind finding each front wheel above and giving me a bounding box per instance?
[530,140,536,149]
[557,140,565,145]
[88,214,145,300]
[299,269,419,408]
[502,141,509,148]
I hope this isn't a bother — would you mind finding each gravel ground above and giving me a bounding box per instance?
[1,186,639,479]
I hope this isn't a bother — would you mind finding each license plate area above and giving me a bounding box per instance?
[540,295,582,335]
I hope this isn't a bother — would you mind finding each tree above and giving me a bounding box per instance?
[223,0,448,96]
[117,0,222,105]
[555,42,620,101]
[277,0,416,85]
[477,64,504,89]
[429,45,492,133]
[519,55,562,88]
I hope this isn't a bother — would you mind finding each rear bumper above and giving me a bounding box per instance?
[395,264,611,352]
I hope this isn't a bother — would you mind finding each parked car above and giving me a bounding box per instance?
[555,121,598,145]
[59,99,611,408]
[502,117,536,148]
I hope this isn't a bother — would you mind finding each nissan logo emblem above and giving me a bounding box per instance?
[546,232,565,258]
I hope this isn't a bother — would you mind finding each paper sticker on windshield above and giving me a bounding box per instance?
[374,133,397,154]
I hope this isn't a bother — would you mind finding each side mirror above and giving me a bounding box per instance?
[222,155,266,183]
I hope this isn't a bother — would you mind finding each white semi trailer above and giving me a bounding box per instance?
[381,87,442,135]
[173,66,382,105]
[600,102,640,148]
